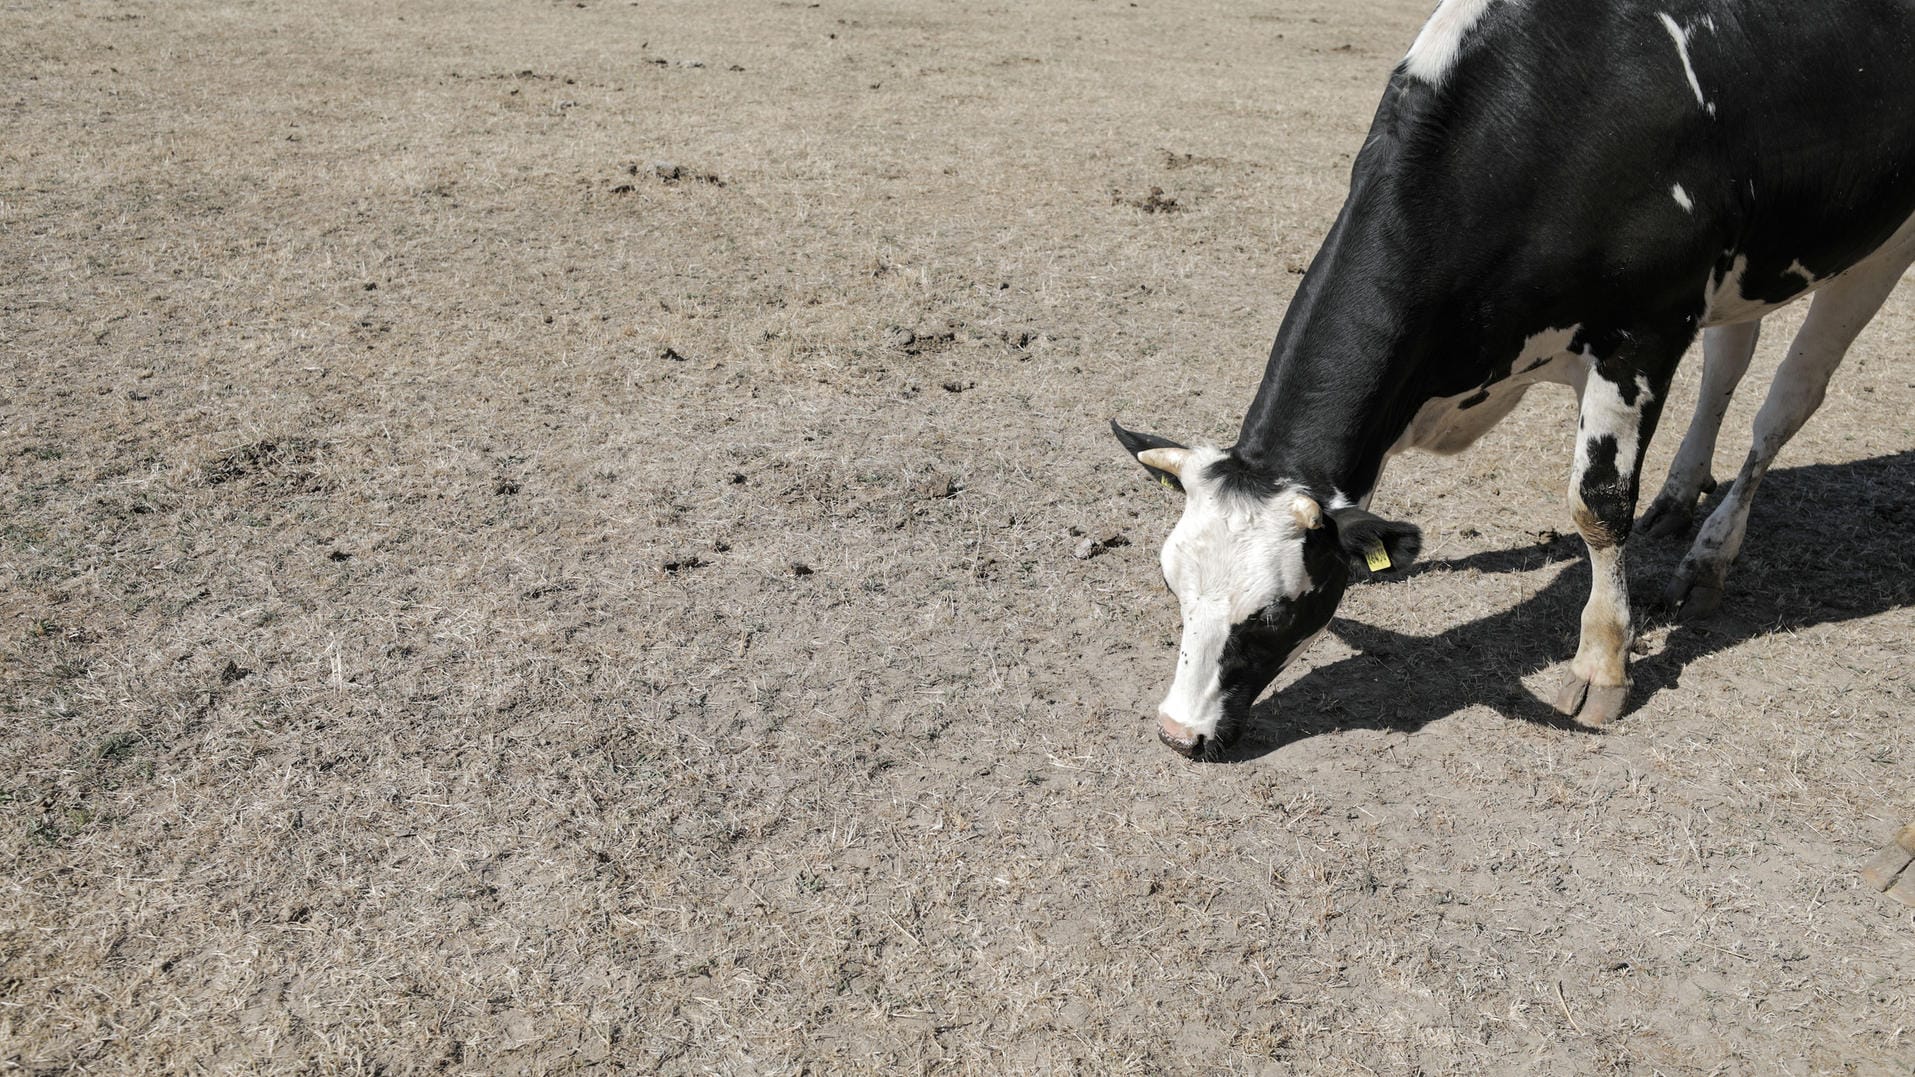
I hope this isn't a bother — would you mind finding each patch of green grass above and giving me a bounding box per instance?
[0,524,49,549]
[98,732,140,764]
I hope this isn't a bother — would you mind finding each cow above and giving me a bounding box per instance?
[1113,0,1915,758]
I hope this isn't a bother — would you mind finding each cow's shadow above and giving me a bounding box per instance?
[1221,449,1915,761]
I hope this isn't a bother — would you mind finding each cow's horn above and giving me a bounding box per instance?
[1137,447,1190,478]
[1291,495,1323,530]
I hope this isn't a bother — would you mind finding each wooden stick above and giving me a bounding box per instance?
[1861,825,1915,892]
[1885,868,1915,909]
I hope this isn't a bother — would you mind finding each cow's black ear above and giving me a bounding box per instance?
[1111,419,1190,492]
[1326,506,1422,575]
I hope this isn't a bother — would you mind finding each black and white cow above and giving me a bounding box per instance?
[1115,0,1915,757]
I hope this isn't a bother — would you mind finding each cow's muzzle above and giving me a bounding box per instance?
[1157,711,1234,759]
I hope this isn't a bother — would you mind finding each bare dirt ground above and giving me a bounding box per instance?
[4,0,1912,1072]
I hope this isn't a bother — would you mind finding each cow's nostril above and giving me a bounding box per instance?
[1156,711,1204,757]
[1157,726,1205,758]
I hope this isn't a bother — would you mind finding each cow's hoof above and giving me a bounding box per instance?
[1662,561,1725,619]
[1637,493,1695,539]
[1552,673,1627,728]
[1679,583,1723,620]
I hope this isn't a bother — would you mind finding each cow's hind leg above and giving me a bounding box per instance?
[1665,256,1911,617]
[1639,321,1761,538]
[1554,338,1683,727]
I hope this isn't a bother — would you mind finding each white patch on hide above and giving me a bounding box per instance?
[1702,253,1758,325]
[1656,12,1711,114]
[1391,323,1583,463]
[1154,448,1314,736]
[1702,211,1915,328]
[1671,183,1693,212]
[1403,0,1513,85]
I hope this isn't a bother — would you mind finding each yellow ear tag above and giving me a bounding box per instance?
[1363,538,1392,572]
[1158,476,1174,490]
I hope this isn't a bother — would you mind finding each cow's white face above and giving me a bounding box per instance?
[1112,424,1422,758]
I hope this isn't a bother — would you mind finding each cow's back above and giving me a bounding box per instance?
[1371,0,1915,330]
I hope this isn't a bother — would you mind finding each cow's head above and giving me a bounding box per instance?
[1112,421,1421,758]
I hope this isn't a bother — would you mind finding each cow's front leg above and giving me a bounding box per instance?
[1554,351,1676,727]
[1639,321,1760,538]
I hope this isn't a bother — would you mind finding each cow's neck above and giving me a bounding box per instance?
[1232,208,1440,503]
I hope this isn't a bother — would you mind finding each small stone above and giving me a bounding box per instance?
[652,160,682,180]
[1073,537,1099,560]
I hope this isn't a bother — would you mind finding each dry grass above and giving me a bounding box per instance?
[2,0,1912,1072]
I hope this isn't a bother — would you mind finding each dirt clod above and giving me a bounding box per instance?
[1114,185,1181,213]
[201,438,325,488]
[913,472,958,500]
[651,160,726,186]
[890,326,956,355]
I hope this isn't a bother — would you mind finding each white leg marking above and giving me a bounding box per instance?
[1572,543,1632,686]
[1576,357,1646,482]
[1686,239,1915,585]
[1647,321,1760,520]
[1559,372,1653,722]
